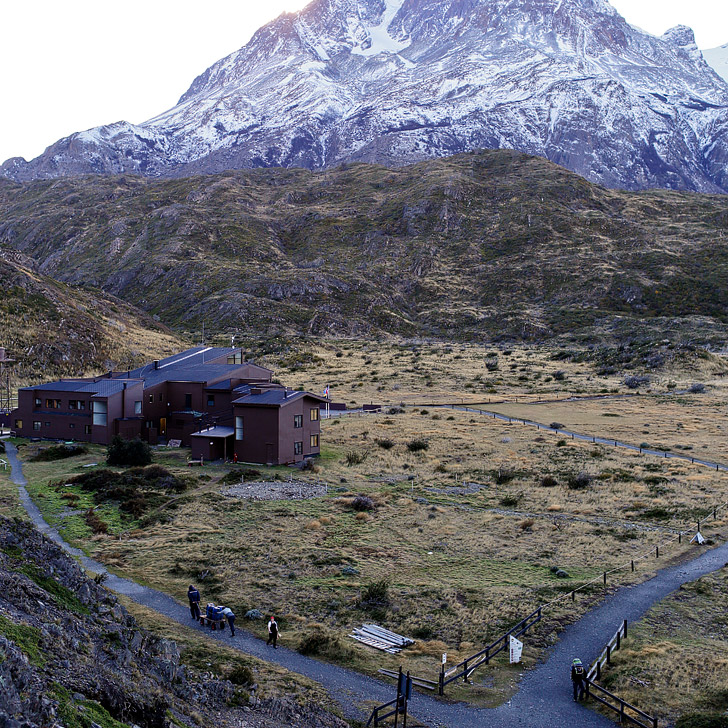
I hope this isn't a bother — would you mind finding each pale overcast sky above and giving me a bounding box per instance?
[0,0,725,165]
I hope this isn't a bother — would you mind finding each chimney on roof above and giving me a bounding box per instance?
[154,360,160,370]
[251,388,262,395]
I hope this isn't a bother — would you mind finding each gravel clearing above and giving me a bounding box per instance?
[222,480,328,501]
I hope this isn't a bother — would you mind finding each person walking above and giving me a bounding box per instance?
[188,585,201,620]
[267,616,279,648]
[571,658,587,701]
[222,606,236,637]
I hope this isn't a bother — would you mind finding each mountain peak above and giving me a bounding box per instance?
[3,0,728,193]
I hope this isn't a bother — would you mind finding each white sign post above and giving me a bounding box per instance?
[509,635,523,664]
[442,653,447,665]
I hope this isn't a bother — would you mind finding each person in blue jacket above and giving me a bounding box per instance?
[188,585,201,620]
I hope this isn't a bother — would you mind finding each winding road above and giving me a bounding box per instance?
[5,441,728,727]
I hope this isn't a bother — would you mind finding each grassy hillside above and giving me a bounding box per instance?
[0,253,184,386]
[1,150,728,342]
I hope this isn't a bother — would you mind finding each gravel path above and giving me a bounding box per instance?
[6,441,728,727]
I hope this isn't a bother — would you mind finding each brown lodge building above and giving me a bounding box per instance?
[10,347,326,466]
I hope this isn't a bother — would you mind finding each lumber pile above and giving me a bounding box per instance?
[349,624,415,653]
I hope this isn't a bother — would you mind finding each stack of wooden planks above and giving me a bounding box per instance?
[349,624,415,653]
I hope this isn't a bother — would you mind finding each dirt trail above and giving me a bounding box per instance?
[6,441,727,728]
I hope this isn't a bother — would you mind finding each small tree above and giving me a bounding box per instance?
[106,436,152,467]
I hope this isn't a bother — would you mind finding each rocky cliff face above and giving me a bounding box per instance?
[2,0,727,192]
[0,516,349,728]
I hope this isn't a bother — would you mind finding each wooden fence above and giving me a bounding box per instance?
[438,607,542,695]
[585,619,659,727]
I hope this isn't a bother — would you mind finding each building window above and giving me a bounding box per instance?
[310,408,319,421]
[15,419,22,429]
[69,423,75,429]
[84,425,92,435]
[294,414,303,428]
[149,394,154,403]
[294,441,303,456]
[44,422,51,428]
[33,421,41,431]
[134,401,142,415]
[92,400,108,427]
[184,393,192,409]
[45,398,61,409]
[78,400,86,410]
[34,397,42,407]
[159,393,163,402]
[310,434,319,448]
[69,400,77,410]
[68,400,87,411]
[235,416,244,441]
[207,394,215,407]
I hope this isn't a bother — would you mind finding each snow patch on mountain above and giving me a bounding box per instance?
[351,0,410,57]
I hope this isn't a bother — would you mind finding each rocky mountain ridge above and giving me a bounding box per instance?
[2,0,727,192]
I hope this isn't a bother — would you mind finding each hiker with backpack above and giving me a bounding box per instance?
[267,616,279,648]
[571,658,587,701]
[188,585,201,620]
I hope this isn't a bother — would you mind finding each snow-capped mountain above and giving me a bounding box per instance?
[704,43,728,84]
[3,0,728,192]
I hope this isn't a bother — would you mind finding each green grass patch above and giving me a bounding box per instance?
[0,614,45,666]
[51,684,132,728]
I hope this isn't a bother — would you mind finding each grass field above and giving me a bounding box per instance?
[9,341,728,710]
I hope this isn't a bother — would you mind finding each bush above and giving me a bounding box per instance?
[624,375,650,390]
[553,370,566,381]
[228,664,254,686]
[84,508,108,535]
[690,383,706,394]
[345,450,368,466]
[494,467,515,484]
[360,580,389,608]
[298,626,350,658]
[106,436,152,467]
[567,471,592,490]
[549,422,564,431]
[352,495,375,512]
[387,407,404,415]
[499,494,520,507]
[407,439,429,452]
[376,438,395,450]
[540,476,558,488]
[30,444,87,462]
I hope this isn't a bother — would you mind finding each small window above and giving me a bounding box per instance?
[207,394,215,407]
[294,414,303,428]
[184,393,192,408]
[148,394,154,404]
[310,434,319,448]
[69,400,77,410]
[33,421,41,430]
[235,416,244,441]
[158,393,163,402]
[294,441,303,455]
[78,400,86,410]
[310,408,319,421]
[34,397,42,407]
[84,425,92,435]
[44,422,51,428]
[45,399,61,409]
[134,401,142,415]
[15,419,22,429]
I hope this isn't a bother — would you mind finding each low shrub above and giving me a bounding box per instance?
[30,444,88,462]
[553,370,566,381]
[360,580,389,608]
[549,422,564,431]
[228,664,254,686]
[298,626,351,659]
[540,476,558,488]
[106,436,152,467]
[499,494,520,507]
[675,714,728,728]
[407,439,429,452]
[567,471,592,490]
[624,375,650,390]
[351,495,375,512]
[375,438,395,450]
[84,508,108,535]
[345,450,368,466]
[690,383,706,394]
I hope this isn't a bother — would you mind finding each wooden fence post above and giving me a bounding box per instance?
[463,660,468,683]
[604,571,607,586]
[623,620,628,639]
[439,664,444,696]
[606,644,611,665]
[656,545,659,558]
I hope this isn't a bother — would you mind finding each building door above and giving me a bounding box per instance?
[266,443,274,465]
[159,418,167,435]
